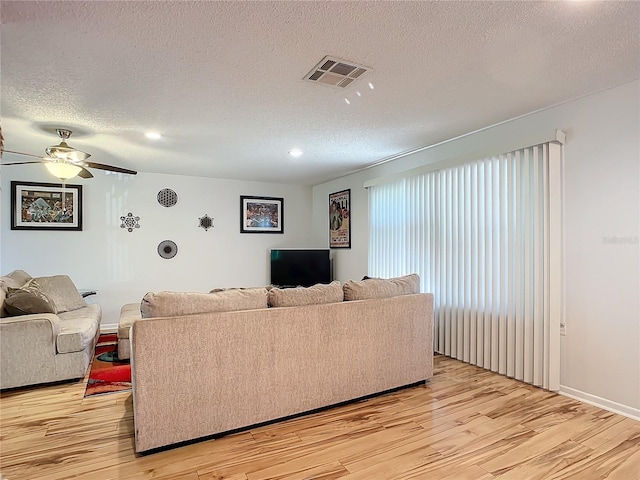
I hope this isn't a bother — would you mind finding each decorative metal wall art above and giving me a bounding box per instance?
[198,214,214,231]
[157,188,178,207]
[157,240,178,259]
[120,212,140,232]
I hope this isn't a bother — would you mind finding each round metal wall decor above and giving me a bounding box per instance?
[157,240,178,259]
[198,214,214,231]
[157,188,178,207]
[120,212,140,232]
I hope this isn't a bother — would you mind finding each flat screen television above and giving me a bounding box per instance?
[270,249,332,288]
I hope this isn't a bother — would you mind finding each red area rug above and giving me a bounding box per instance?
[84,333,132,397]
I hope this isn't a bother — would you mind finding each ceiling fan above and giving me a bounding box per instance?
[0,128,137,180]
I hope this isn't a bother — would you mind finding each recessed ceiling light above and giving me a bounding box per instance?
[368,82,375,90]
[356,91,362,97]
[289,149,303,158]
[344,98,351,105]
[145,132,162,140]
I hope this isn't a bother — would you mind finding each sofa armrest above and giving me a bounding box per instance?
[0,313,61,341]
[0,314,63,389]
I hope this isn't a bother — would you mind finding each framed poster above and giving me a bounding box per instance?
[240,195,284,233]
[11,181,83,231]
[329,189,351,248]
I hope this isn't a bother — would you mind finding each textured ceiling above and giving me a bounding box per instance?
[1,1,639,185]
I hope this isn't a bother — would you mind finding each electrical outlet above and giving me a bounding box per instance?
[560,323,567,336]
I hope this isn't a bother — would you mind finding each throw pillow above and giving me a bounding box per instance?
[5,281,57,316]
[343,273,420,301]
[141,288,269,318]
[5,270,33,288]
[0,275,28,292]
[34,275,86,313]
[268,281,343,307]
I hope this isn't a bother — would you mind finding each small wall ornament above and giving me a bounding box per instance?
[198,214,214,231]
[157,240,178,259]
[120,212,140,232]
[157,188,178,207]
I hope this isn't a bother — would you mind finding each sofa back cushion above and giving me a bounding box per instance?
[0,270,34,317]
[4,270,33,288]
[34,275,86,313]
[141,288,269,318]
[268,281,343,308]
[4,280,57,316]
[343,274,420,301]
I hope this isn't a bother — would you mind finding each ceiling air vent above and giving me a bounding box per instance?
[304,56,370,89]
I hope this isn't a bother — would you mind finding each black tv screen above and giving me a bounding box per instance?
[270,249,332,287]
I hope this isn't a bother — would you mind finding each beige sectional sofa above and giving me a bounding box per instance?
[131,275,434,452]
[0,270,101,390]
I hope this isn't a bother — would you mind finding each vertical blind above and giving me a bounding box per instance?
[369,141,563,390]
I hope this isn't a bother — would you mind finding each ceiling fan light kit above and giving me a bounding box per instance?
[44,161,83,181]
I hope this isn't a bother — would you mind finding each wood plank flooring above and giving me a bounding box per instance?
[1,355,638,479]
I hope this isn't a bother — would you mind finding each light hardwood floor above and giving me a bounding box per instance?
[1,355,638,480]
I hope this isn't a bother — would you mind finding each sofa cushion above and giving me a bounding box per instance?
[141,288,269,318]
[1,272,31,291]
[4,285,57,316]
[4,279,57,315]
[268,281,343,307]
[210,285,275,293]
[34,275,86,313]
[1,271,34,317]
[118,303,142,339]
[4,270,33,288]
[343,274,420,301]
[56,304,102,354]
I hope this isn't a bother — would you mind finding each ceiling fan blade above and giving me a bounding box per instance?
[78,167,94,179]
[0,160,44,165]
[1,149,47,160]
[84,161,137,175]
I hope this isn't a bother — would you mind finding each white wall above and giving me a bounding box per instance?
[2,168,313,328]
[312,81,640,416]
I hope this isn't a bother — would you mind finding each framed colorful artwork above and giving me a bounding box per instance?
[11,181,83,231]
[240,195,284,234]
[329,189,350,248]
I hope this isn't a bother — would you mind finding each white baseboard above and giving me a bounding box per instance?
[559,385,640,421]
[100,323,118,333]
